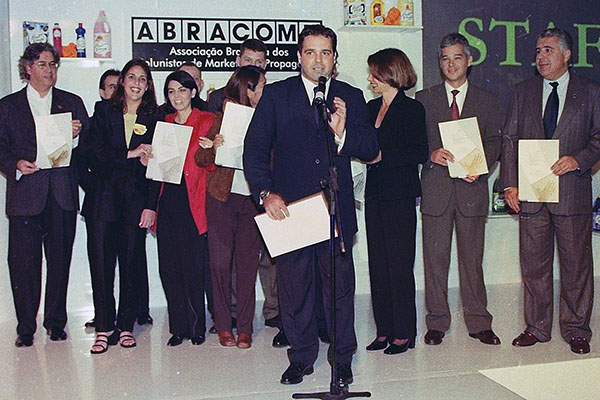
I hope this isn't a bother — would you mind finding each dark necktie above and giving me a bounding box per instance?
[450,89,460,120]
[543,82,559,139]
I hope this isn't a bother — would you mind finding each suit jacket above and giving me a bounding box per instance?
[500,72,600,215]
[207,87,225,113]
[243,75,379,246]
[416,82,502,217]
[0,86,89,216]
[82,100,162,224]
[365,91,427,200]
[194,112,237,202]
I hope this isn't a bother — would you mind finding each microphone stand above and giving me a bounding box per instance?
[292,99,371,400]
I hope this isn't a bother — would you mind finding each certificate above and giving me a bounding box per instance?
[34,112,72,169]
[438,116,488,178]
[146,121,193,184]
[254,192,336,257]
[518,139,559,203]
[215,102,254,169]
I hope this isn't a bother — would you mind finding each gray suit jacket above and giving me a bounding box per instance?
[500,72,600,215]
[0,86,89,216]
[417,82,502,217]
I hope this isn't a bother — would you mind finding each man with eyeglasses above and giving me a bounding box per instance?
[0,43,89,347]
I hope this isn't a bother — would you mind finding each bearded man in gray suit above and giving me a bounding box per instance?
[501,28,600,354]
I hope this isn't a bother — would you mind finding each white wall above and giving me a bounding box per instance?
[1,0,597,325]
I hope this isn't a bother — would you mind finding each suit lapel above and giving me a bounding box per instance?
[554,74,580,139]
[527,77,544,138]
[291,75,320,133]
[18,88,36,143]
[110,108,128,150]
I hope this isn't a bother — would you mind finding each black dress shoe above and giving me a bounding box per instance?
[137,314,153,325]
[512,331,540,347]
[424,330,444,345]
[272,330,289,348]
[280,363,314,385]
[335,364,353,385]
[191,336,205,345]
[265,315,282,328]
[569,337,590,354]
[167,334,185,346]
[318,328,331,344]
[84,319,95,328]
[366,338,388,351]
[384,337,415,355]
[469,329,501,345]
[15,334,34,347]
[47,327,67,341]
[209,325,217,334]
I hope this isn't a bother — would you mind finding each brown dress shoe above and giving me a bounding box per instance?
[218,331,236,347]
[469,329,501,345]
[424,330,444,345]
[512,331,540,347]
[236,333,252,349]
[569,337,590,354]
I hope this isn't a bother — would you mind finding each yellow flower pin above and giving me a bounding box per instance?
[133,123,147,135]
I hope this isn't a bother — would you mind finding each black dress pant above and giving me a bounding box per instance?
[8,187,76,336]
[277,240,357,367]
[365,197,417,340]
[87,216,147,332]
[157,204,207,337]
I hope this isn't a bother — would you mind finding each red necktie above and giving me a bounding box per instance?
[450,89,460,120]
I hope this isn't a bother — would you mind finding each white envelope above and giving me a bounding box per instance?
[34,112,72,169]
[146,121,193,184]
[215,102,255,169]
[254,192,337,257]
[518,139,559,203]
[439,116,488,178]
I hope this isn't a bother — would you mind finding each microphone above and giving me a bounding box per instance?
[314,75,327,105]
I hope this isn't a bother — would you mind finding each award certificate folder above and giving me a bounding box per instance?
[34,112,72,169]
[215,102,254,169]
[254,192,336,257]
[518,139,559,203]
[146,121,193,184]
[438,116,488,178]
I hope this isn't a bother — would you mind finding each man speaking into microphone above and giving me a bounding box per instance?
[244,25,378,385]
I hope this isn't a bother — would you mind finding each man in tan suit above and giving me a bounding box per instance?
[501,28,600,354]
[416,33,501,346]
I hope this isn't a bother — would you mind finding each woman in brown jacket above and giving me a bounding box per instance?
[195,66,266,349]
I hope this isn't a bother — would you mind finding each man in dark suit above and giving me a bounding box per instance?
[244,24,378,385]
[0,43,89,347]
[416,33,502,347]
[501,28,600,354]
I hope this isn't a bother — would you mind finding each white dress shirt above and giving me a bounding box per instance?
[444,79,469,115]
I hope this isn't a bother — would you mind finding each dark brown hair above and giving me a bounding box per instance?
[223,65,265,107]
[111,58,157,114]
[368,48,417,90]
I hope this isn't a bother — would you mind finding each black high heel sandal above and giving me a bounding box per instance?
[90,330,119,354]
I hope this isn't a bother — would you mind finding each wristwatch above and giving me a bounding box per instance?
[259,189,271,205]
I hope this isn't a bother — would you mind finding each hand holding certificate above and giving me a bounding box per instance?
[438,116,488,178]
[254,192,336,257]
[215,102,254,169]
[146,121,193,184]
[518,139,559,203]
[34,112,72,169]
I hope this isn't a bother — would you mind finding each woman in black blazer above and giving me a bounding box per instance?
[364,48,428,355]
[84,59,162,354]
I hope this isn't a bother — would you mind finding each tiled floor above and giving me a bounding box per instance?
[1,280,599,400]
